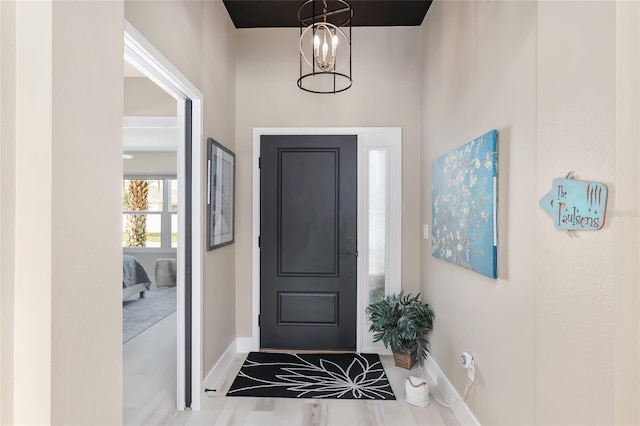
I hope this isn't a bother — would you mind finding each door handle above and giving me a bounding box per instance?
[339,250,358,259]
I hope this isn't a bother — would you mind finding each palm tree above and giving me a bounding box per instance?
[125,180,149,247]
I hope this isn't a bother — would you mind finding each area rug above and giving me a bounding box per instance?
[227,352,396,400]
[123,287,176,344]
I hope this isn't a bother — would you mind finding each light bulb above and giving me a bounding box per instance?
[322,41,328,62]
[332,34,338,57]
[313,34,320,57]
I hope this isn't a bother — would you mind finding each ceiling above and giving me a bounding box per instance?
[222,0,433,28]
[123,117,178,152]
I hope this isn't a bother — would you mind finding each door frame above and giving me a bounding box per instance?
[247,127,402,353]
[124,21,204,410]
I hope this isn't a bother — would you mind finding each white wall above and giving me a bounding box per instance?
[0,1,16,423]
[125,0,237,376]
[124,76,176,116]
[614,2,640,422]
[234,27,423,338]
[50,3,124,421]
[536,3,616,423]
[421,2,537,423]
[123,151,177,175]
[421,1,639,424]
[201,0,237,372]
[2,1,124,424]
[13,3,55,421]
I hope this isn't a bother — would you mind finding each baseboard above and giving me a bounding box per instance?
[424,356,480,426]
[203,339,237,391]
[236,337,256,353]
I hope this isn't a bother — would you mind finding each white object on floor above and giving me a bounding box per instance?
[406,375,430,407]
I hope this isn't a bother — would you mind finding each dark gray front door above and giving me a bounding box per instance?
[260,135,357,350]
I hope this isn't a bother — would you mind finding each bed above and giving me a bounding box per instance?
[123,255,152,300]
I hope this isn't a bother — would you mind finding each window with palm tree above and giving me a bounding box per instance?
[122,177,177,249]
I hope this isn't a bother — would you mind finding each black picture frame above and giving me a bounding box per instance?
[207,138,235,250]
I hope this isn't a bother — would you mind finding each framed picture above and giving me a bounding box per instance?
[431,130,498,279]
[207,138,235,250]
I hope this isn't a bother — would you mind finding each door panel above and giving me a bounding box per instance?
[278,292,338,325]
[260,135,357,350]
[279,150,337,275]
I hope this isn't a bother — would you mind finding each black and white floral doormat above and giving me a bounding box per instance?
[227,352,396,400]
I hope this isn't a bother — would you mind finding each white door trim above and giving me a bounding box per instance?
[124,21,204,411]
[249,127,402,353]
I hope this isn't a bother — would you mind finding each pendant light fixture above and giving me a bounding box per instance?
[297,0,352,94]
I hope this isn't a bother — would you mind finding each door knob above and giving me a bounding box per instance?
[339,250,358,258]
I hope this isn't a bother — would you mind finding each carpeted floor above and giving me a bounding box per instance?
[123,287,176,344]
[227,352,396,400]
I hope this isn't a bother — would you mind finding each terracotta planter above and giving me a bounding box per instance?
[392,349,417,369]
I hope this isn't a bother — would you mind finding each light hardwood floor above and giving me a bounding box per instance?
[124,314,459,426]
[123,312,178,425]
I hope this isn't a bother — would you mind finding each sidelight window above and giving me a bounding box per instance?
[359,130,402,354]
[367,149,389,303]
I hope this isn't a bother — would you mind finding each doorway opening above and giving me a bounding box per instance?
[123,21,204,412]
[121,111,179,424]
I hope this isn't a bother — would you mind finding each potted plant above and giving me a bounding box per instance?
[365,291,435,369]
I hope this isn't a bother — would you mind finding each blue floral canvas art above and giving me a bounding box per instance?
[431,130,498,279]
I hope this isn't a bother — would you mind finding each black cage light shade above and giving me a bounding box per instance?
[297,0,352,94]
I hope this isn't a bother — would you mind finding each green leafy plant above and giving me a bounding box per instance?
[365,291,435,361]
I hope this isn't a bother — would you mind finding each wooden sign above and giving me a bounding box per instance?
[539,173,608,231]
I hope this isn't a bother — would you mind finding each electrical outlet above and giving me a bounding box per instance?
[423,224,429,240]
[461,352,475,380]
[460,352,474,368]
